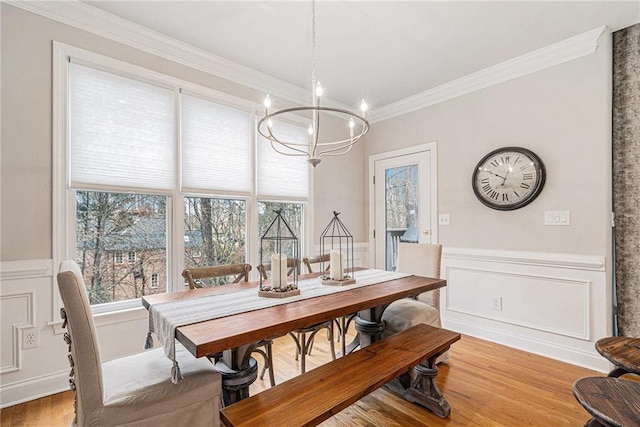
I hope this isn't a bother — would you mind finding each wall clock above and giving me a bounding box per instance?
[472,146,546,211]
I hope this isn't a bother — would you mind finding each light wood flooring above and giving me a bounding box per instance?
[1,329,600,426]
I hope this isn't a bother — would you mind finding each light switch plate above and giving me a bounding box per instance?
[438,214,450,226]
[544,210,571,226]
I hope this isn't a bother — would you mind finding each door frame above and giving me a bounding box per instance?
[368,142,439,269]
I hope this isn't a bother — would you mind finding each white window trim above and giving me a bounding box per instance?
[53,41,312,319]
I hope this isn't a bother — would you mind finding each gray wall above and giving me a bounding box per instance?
[365,34,612,257]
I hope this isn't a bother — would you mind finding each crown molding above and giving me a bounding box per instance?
[369,25,607,123]
[6,0,351,111]
[7,2,606,124]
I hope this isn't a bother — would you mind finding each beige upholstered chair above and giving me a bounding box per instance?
[182,264,276,387]
[258,258,336,373]
[57,260,221,427]
[382,243,448,363]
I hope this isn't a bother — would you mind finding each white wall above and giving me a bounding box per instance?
[365,32,614,370]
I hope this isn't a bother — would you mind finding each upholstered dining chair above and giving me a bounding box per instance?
[258,258,336,373]
[57,260,221,427]
[381,243,448,363]
[181,264,276,387]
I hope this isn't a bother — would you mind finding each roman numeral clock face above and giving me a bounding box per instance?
[472,147,546,210]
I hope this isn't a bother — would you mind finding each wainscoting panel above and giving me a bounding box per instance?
[446,267,590,340]
[0,292,35,373]
[441,248,610,372]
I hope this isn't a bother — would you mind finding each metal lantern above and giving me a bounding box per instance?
[259,209,300,297]
[320,211,355,285]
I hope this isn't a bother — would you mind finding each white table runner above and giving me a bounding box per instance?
[145,268,409,382]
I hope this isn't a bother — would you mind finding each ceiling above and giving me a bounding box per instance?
[83,1,639,111]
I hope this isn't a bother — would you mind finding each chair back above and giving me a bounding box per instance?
[396,243,443,309]
[257,258,299,280]
[57,260,104,424]
[302,254,330,274]
[182,264,252,289]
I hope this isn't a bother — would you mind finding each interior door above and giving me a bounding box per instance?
[373,150,432,271]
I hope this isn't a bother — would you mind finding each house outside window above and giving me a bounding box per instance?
[57,44,310,312]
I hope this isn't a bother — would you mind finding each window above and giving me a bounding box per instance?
[75,191,166,304]
[57,44,310,312]
[184,196,246,268]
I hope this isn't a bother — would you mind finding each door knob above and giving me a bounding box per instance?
[422,230,429,235]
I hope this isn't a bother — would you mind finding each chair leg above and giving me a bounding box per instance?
[300,332,308,373]
[254,340,276,387]
[265,340,276,387]
[328,323,336,360]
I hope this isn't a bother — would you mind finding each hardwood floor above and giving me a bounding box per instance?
[1,330,599,426]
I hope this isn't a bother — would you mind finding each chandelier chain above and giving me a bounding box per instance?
[311,0,316,88]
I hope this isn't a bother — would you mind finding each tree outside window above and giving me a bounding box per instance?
[76,191,167,304]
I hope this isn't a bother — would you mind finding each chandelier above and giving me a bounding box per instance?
[257,0,370,167]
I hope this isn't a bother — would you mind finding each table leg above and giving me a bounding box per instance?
[403,349,452,418]
[354,305,388,347]
[215,344,258,406]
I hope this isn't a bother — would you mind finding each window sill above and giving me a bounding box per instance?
[49,306,148,335]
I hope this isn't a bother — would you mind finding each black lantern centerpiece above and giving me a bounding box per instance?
[320,211,356,286]
[259,209,300,298]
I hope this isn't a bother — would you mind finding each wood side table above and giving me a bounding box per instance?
[596,337,640,378]
[572,377,640,427]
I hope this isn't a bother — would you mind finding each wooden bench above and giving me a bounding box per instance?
[221,324,460,427]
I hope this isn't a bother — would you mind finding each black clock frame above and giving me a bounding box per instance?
[472,146,546,211]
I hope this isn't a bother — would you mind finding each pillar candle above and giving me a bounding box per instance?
[330,249,343,281]
[271,254,287,289]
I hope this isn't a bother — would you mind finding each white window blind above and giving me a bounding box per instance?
[181,94,251,193]
[68,63,174,191]
[258,121,310,199]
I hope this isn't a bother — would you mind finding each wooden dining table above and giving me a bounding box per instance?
[142,268,446,406]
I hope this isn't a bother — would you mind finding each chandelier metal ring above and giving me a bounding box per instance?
[259,0,370,167]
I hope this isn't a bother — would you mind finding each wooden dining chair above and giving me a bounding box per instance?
[302,254,354,355]
[302,253,330,275]
[256,258,300,280]
[181,264,276,387]
[182,263,251,289]
[257,258,336,373]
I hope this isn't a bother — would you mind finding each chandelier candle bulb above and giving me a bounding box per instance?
[271,254,288,289]
[330,249,343,281]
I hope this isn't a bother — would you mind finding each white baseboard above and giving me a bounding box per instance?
[443,317,610,373]
[0,369,69,409]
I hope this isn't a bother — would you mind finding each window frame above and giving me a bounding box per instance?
[53,42,313,317]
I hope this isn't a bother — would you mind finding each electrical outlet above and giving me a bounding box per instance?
[22,327,39,349]
[490,296,502,311]
[438,214,450,226]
